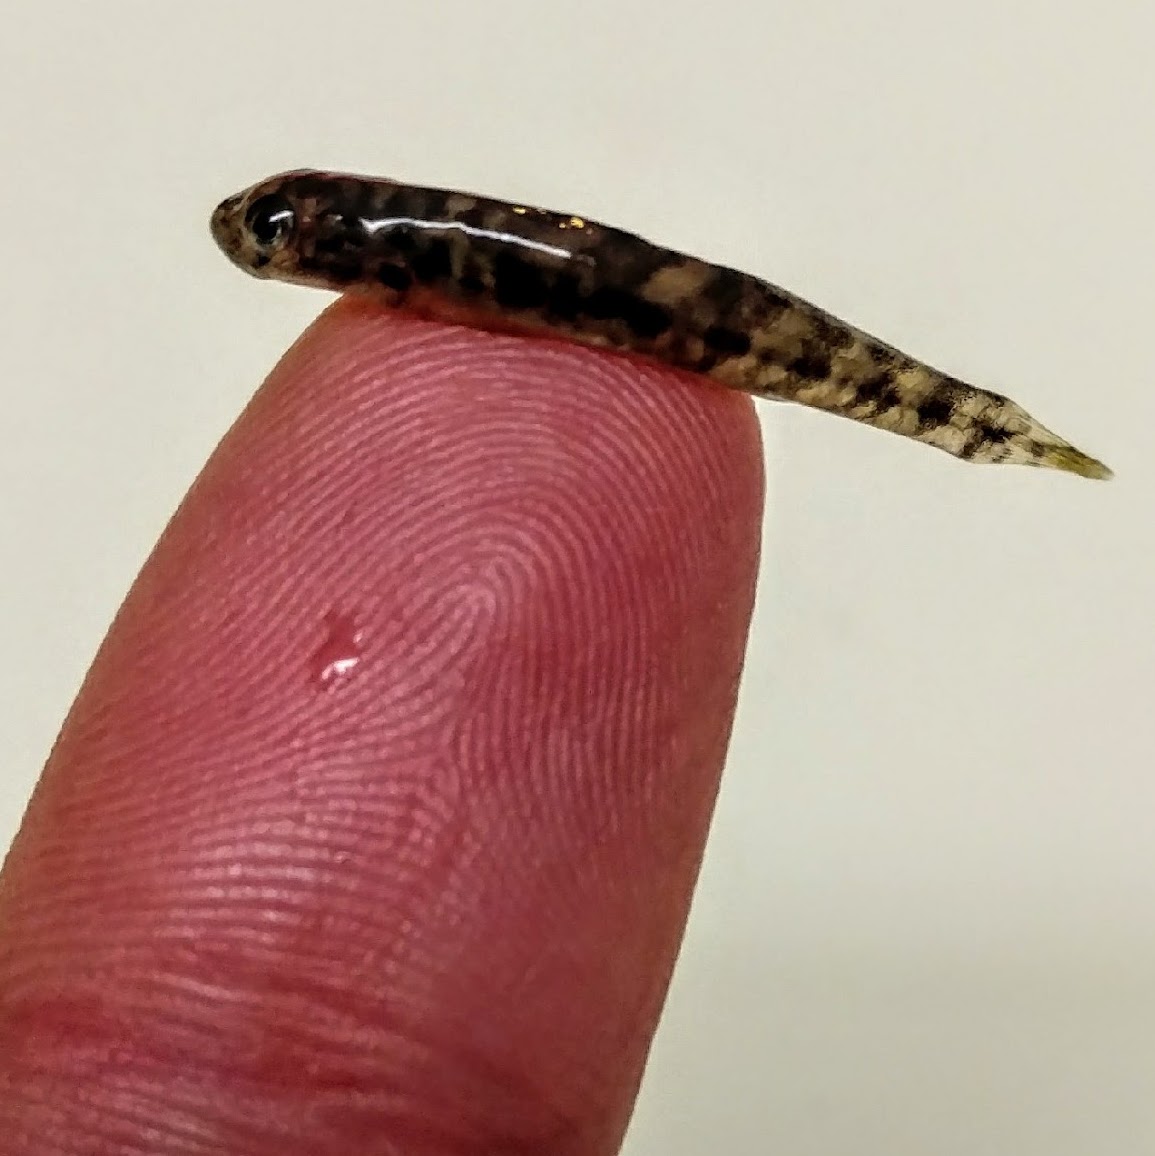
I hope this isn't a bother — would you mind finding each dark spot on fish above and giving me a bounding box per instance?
[854,370,897,406]
[581,286,629,320]
[410,238,453,284]
[703,325,752,356]
[623,297,672,339]
[918,395,955,428]
[583,286,671,338]
[546,273,583,321]
[788,350,833,380]
[492,252,549,309]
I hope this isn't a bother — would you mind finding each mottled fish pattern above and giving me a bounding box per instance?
[211,169,1110,479]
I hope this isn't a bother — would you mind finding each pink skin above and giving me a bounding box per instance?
[0,298,763,1155]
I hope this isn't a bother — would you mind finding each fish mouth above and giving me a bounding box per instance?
[210,193,245,263]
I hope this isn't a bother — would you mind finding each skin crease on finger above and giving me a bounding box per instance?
[0,296,764,1156]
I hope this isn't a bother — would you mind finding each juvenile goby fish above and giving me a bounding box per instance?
[211,169,1110,479]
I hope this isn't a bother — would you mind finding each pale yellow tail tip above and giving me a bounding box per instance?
[1044,444,1113,481]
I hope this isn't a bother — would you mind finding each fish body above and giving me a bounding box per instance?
[212,170,1110,480]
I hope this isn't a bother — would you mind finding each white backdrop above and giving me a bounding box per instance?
[1,2,1151,1151]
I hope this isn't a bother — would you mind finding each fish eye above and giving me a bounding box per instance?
[245,194,295,247]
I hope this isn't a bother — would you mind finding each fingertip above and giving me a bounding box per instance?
[0,302,764,1155]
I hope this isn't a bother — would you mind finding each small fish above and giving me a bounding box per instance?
[212,169,1111,480]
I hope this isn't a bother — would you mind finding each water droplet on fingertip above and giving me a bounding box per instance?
[310,611,364,689]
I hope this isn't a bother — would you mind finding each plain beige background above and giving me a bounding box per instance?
[1,1,1151,1151]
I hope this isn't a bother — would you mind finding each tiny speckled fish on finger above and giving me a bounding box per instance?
[211,169,1111,480]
